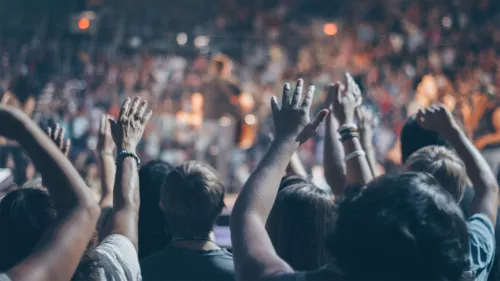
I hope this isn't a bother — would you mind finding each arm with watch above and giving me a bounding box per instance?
[331,80,373,186]
[102,97,153,251]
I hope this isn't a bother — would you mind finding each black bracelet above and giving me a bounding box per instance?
[116,150,140,169]
[340,132,359,142]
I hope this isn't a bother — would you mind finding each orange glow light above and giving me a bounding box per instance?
[78,18,91,30]
[323,23,338,36]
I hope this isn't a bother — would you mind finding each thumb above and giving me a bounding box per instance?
[309,109,329,131]
[108,118,119,140]
[270,96,280,116]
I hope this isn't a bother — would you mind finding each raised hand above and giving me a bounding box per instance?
[329,75,359,126]
[357,106,378,132]
[98,113,115,154]
[416,104,458,136]
[46,124,71,157]
[109,97,152,153]
[270,79,329,144]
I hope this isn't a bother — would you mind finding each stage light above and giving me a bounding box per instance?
[323,23,338,36]
[78,18,91,30]
[194,35,209,48]
[177,33,188,46]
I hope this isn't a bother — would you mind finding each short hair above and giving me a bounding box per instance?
[279,175,309,192]
[160,161,225,238]
[0,188,56,271]
[400,115,446,164]
[326,172,470,281]
[405,146,468,202]
[138,160,173,258]
[266,182,336,271]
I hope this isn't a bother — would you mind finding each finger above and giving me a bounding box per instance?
[46,127,52,139]
[271,96,280,116]
[290,78,303,107]
[63,139,71,157]
[282,83,291,108]
[355,106,363,121]
[58,127,66,149]
[128,97,141,117]
[309,109,329,130]
[141,109,153,124]
[53,124,61,141]
[136,100,148,119]
[120,97,132,120]
[301,85,315,109]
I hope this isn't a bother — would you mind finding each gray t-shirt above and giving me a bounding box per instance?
[468,214,496,281]
[0,274,10,281]
[140,246,235,281]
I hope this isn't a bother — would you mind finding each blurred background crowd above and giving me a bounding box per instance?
[1,0,500,195]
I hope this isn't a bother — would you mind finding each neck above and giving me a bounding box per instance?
[170,232,219,251]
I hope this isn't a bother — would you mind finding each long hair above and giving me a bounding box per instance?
[266,181,336,271]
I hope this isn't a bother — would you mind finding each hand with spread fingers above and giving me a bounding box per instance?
[109,97,153,153]
[97,113,115,155]
[46,124,71,158]
[270,79,329,144]
[416,104,458,137]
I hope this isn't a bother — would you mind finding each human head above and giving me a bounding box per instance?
[160,161,225,239]
[138,160,173,258]
[326,172,470,281]
[405,146,468,202]
[0,188,56,271]
[400,115,446,164]
[266,182,335,271]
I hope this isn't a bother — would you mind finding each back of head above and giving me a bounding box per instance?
[401,115,446,164]
[405,146,468,202]
[138,160,173,258]
[0,188,56,271]
[266,182,335,271]
[160,161,225,239]
[327,172,469,281]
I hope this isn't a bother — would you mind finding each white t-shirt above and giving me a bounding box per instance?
[95,234,142,281]
[0,274,10,281]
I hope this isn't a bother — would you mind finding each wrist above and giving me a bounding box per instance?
[441,124,462,142]
[118,145,136,154]
[271,137,300,153]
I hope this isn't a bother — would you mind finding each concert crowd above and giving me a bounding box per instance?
[1,0,500,280]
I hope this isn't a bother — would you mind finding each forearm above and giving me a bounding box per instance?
[109,156,139,249]
[445,127,499,196]
[343,137,373,185]
[475,133,500,148]
[233,139,297,221]
[99,153,116,208]
[286,152,308,178]
[231,139,297,280]
[8,205,100,281]
[323,115,347,195]
[363,145,378,177]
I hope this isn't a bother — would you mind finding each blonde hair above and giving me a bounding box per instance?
[405,146,468,202]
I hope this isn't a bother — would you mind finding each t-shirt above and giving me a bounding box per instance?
[140,246,235,281]
[468,214,496,281]
[460,188,500,281]
[0,274,10,281]
[95,234,142,281]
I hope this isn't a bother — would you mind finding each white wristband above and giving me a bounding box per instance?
[344,150,366,162]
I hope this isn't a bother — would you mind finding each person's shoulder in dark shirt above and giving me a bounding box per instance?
[140,246,235,281]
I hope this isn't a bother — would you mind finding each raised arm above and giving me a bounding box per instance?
[331,79,373,186]
[357,106,378,177]
[97,114,116,209]
[0,106,100,281]
[231,79,328,281]
[417,105,499,224]
[103,97,152,250]
[323,83,347,195]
